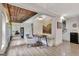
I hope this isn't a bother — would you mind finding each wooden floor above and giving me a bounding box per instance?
[5,38,79,56]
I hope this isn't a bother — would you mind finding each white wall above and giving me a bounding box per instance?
[12,23,21,36]
[63,17,79,41]
[33,19,43,34]
[22,23,32,39]
[0,5,11,54]
[0,11,2,49]
[54,17,62,46]
[33,15,53,35]
[1,18,11,54]
[21,14,39,39]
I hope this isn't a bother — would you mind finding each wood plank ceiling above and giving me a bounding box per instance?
[2,3,37,23]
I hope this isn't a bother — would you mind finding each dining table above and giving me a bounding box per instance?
[33,33,50,46]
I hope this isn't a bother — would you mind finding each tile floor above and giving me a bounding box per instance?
[3,37,79,56]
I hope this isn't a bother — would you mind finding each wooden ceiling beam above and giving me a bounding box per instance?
[2,3,37,23]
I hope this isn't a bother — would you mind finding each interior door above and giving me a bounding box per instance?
[20,27,24,38]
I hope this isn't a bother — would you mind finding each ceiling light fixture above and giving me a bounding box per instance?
[38,18,43,20]
[38,15,47,20]
[37,16,43,20]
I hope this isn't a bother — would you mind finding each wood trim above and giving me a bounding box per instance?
[2,3,37,23]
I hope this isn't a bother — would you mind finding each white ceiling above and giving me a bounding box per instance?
[10,3,79,17]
